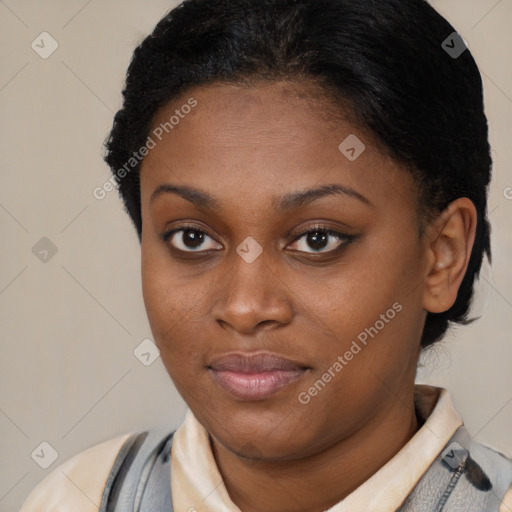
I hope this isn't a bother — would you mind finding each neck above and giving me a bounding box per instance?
[210,388,419,512]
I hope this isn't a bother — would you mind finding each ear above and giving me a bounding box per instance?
[423,198,477,314]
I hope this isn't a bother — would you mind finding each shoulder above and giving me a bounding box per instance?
[467,437,512,512]
[469,437,512,481]
[466,439,512,512]
[19,432,134,512]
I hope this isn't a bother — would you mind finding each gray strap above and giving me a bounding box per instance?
[398,425,512,511]
[100,428,175,512]
[100,431,148,512]
[138,433,174,511]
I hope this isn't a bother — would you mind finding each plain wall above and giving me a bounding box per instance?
[0,1,510,511]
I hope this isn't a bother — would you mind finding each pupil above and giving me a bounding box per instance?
[184,229,204,248]
[308,231,328,251]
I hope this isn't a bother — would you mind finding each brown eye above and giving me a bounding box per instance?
[288,227,353,254]
[163,226,222,253]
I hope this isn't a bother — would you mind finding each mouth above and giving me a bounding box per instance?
[208,352,310,401]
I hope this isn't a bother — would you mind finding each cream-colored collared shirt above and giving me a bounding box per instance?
[20,385,512,512]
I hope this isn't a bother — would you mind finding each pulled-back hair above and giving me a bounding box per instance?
[104,0,492,348]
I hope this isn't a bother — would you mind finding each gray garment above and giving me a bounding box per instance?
[99,428,174,512]
[398,425,512,512]
[100,425,512,512]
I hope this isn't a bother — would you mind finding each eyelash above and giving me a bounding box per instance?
[288,225,354,256]
[161,223,355,257]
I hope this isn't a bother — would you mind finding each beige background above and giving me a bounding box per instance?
[0,1,511,510]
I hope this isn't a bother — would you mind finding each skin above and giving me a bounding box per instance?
[139,81,477,512]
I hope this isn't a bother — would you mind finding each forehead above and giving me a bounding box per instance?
[139,81,416,215]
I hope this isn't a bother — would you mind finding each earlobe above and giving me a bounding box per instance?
[422,198,477,314]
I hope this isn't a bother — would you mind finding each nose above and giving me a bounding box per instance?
[212,247,294,336]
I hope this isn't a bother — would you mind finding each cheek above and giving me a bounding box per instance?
[306,246,418,337]
[141,261,174,334]
[141,262,220,412]
[141,244,187,351]
[302,234,425,375]
[141,243,216,383]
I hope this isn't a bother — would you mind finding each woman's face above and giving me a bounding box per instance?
[140,81,428,460]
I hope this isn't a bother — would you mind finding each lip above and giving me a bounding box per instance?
[208,352,309,401]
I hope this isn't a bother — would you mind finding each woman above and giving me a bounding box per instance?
[20,0,512,510]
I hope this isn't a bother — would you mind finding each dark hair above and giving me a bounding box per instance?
[104,0,492,348]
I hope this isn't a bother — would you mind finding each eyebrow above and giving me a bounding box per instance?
[150,183,371,211]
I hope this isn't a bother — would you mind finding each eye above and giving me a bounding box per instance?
[288,225,354,254]
[162,223,354,256]
[162,225,222,253]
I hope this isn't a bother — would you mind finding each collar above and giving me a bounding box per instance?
[170,384,463,512]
